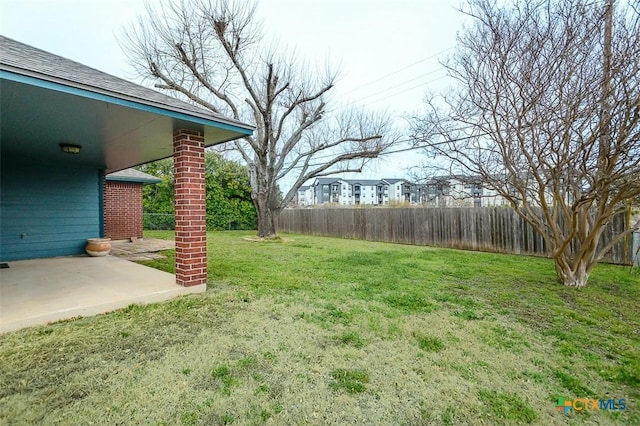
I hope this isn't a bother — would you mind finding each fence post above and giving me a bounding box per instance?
[633,231,640,267]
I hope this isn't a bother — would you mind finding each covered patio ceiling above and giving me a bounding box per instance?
[0,35,254,173]
[0,73,251,173]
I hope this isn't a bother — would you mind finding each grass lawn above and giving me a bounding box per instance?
[1,231,638,425]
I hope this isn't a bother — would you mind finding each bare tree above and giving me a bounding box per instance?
[121,0,398,237]
[411,0,640,287]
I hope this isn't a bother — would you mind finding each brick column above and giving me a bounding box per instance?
[173,129,207,287]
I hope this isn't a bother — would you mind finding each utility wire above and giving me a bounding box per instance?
[340,47,454,95]
[283,124,479,165]
[280,129,491,172]
[349,69,447,104]
[363,75,449,106]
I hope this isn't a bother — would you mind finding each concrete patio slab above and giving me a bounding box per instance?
[0,255,205,334]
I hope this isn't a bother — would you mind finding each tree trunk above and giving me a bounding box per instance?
[553,257,592,288]
[249,162,277,238]
[256,207,276,237]
[255,191,277,238]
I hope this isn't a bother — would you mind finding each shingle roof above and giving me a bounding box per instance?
[314,178,344,185]
[424,175,483,184]
[0,35,251,131]
[348,179,384,186]
[106,168,161,184]
[313,177,414,186]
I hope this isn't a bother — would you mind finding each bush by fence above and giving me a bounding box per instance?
[278,207,635,265]
[144,213,175,231]
[143,213,256,231]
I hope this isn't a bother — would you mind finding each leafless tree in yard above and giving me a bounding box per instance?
[121,0,398,237]
[411,0,640,287]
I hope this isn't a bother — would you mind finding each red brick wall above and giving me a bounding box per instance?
[104,181,143,240]
[173,129,207,287]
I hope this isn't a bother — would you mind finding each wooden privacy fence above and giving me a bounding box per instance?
[279,207,635,265]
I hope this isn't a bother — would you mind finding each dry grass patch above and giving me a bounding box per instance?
[0,295,586,424]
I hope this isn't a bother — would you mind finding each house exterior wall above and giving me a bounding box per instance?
[303,186,314,206]
[296,186,315,206]
[319,183,330,204]
[358,184,377,205]
[387,180,418,204]
[0,155,101,261]
[388,182,401,201]
[104,181,143,240]
[314,182,336,204]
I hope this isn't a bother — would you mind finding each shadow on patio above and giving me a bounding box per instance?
[0,240,202,334]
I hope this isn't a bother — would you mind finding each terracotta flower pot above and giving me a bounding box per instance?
[86,238,111,257]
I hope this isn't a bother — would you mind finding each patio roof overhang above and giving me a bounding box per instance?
[0,68,253,173]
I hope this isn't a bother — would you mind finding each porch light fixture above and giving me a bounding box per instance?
[59,143,82,154]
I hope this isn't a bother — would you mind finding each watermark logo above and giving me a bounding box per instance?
[556,398,572,414]
[556,398,626,414]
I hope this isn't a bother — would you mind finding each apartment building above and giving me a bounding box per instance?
[295,174,595,208]
[419,175,509,207]
[295,178,420,206]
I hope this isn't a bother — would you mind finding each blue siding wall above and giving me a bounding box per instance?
[0,156,102,261]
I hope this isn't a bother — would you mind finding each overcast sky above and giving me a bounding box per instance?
[1,0,469,180]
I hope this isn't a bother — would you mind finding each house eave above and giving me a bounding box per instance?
[105,175,161,184]
[0,67,254,139]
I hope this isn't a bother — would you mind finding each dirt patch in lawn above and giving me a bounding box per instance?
[242,236,294,243]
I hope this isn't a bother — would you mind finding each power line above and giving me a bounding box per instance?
[280,129,490,173]
[349,69,447,104]
[340,47,454,96]
[364,75,449,106]
[294,124,481,163]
